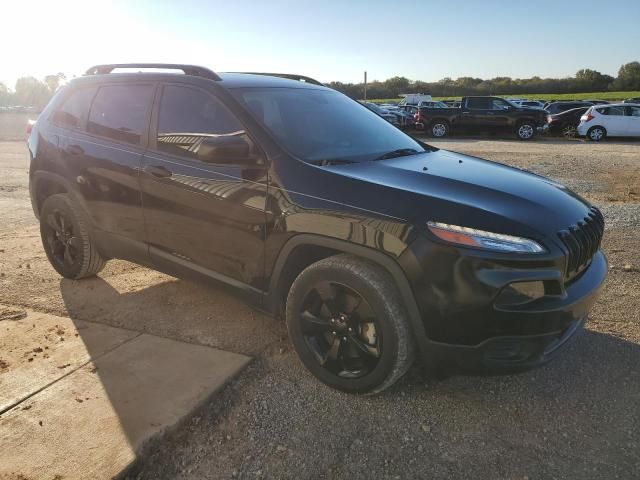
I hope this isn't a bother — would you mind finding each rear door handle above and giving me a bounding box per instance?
[67,145,84,156]
[144,165,172,178]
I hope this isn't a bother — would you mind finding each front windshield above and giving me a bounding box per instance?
[231,87,425,163]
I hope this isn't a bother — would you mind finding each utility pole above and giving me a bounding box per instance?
[364,71,367,101]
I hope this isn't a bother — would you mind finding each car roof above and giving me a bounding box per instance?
[594,103,637,107]
[69,70,329,91]
[556,106,589,114]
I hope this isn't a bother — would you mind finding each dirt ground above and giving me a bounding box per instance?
[0,137,639,480]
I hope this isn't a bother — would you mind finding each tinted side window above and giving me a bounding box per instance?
[599,106,625,116]
[87,85,153,145]
[467,98,491,109]
[628,106,640,117]
[51,87,96,129]
[491,98,510,110]
[156,85,245,160]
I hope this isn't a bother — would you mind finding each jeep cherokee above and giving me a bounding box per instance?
[28,64,607,394]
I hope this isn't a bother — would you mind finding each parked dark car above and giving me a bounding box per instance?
[28,64,606,394]
[363,102,414,128]
[623,97,640,104]
[543,101,594,115]
[362,101,400,125]
[414,96,548,140]
[547,107,590,137]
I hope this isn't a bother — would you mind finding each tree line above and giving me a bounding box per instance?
[328,61,640,99]
[0,73,66,109]
[1,62,639,108]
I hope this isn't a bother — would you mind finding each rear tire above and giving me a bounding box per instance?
[430,120,449,138]
[587,126,606,141]
[562,124,577,138]
[516,121,536,140]
[40,194,106,279]
[285,254,415,395]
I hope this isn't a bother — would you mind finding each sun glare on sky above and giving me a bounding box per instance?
[1,0,639,89]
[0,0,216,87]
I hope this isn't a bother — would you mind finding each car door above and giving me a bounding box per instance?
[141,83,268,290]
[598,106,627,136]
[54,83,154,258]
[461,97,494,131]
[625,106,640,136]
[488,98,513,128]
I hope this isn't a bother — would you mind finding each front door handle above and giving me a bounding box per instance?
[144,165,172,178]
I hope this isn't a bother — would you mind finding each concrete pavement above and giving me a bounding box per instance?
[0,305,251,479]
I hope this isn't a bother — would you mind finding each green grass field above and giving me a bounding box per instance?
[369,91,640,103]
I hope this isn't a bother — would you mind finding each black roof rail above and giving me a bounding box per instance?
[84,63,221,81]
[234,72,323,86]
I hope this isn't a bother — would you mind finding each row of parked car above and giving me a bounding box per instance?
[362,94,640,141]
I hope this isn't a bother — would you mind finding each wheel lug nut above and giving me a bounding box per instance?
[342,337,347,341]
[348,328,352,332]
[332,331,337,335]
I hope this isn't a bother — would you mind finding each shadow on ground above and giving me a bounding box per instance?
[57,275,640,479]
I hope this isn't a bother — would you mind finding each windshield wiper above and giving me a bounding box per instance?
[310,158,356,167]
[374,148,421,161]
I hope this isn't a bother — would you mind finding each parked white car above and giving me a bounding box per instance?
[577,103,640,141]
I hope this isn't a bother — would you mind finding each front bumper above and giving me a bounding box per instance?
[426,316,586,375]
[408,244,608,374]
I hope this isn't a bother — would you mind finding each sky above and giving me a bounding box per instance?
[1,0,639,89]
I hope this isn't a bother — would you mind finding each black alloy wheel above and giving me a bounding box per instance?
[39,194,105,279]
[286,254,415,394]
[298,281,381,378]
[42,208,81,270]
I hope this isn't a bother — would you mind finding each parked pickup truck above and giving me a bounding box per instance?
[414,96,548,140]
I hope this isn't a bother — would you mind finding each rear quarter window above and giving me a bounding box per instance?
[87,84,154,145]
[51,87,96,129]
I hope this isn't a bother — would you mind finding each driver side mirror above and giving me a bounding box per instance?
[197,133,262,165]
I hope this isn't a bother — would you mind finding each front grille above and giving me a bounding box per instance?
[557,207,604,278]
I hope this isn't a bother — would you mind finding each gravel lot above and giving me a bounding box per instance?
[0,137,638,480]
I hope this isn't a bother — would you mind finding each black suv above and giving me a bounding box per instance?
[28,64,607,394]
[544,101,595,115]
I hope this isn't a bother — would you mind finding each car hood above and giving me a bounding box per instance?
[322,150,593,240]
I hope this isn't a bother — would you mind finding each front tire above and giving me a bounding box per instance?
[516,121,536,140]
[285,254,415,395]
[40,194,106,279]
[587,126,606,141]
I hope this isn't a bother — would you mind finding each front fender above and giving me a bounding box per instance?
[265,233,431,365]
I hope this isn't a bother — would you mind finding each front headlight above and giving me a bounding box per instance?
[427,222,546,254]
